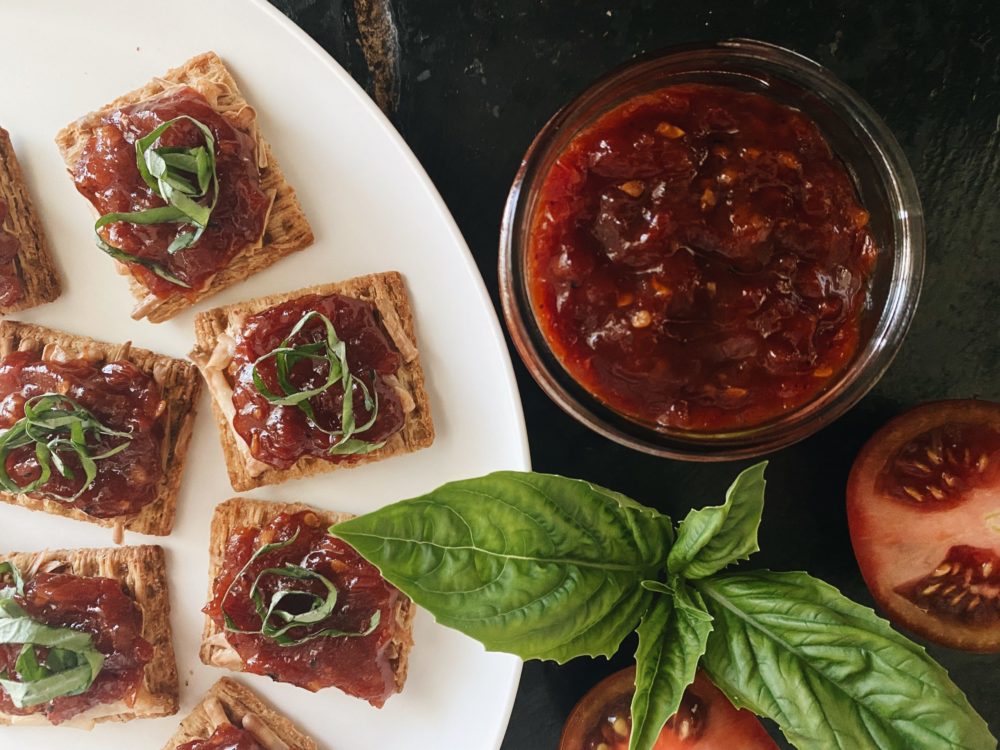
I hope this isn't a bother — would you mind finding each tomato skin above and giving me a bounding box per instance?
[847,399,1000,652]
[559,666,777,750]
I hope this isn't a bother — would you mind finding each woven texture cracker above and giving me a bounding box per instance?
[0,320,200,535]
[161,677,317,750]
[55,51,313,323]
[0,128,61,313]
[0,544,178,727]
[200,497,415,698]
[191,271,434,491]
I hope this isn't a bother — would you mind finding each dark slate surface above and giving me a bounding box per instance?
[269,1,1000,747]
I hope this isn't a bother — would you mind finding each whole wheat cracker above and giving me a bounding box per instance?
[190,271,434,492]
[0,128,61,313]
[200,498,415,701]
[55,51,313,323]
[0,320,200,536]
[0,544,178,728]
[161,677,317,750]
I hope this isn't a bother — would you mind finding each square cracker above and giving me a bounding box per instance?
[0,544,178,727]
[161,677,317,750]
[55,51,314,323]
[200,498,415,698]
[0,320,200,536]
[191,271,434,492]
[0,128,61,313]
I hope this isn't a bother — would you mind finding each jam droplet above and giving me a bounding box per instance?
[880,422,1000,506]
[896,545,1000,626]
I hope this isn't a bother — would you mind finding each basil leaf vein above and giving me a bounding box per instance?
[331,471,675,662]
[697,570,996,750]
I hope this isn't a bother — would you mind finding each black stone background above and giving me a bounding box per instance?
[269,1,1000,747]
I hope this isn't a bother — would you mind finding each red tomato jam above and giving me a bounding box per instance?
[0,570,152,724]
[229,294,405,469]
[528,84,878,431]
[177,724,264,750]
[0,351,165,518]
[205,510,407,707]
[0,198,23,307]
[72,86,271,297]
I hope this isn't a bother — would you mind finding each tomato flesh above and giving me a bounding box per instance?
[559,667,777,750]
[847,400,1000,651]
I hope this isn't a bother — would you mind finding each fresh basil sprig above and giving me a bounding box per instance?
[0,562,105,708]
[334,471,675,662]
[221,528,379,646]
[94,115,221,287]
[0,393,133,502]
[250,311,385,457]
[330,464,996,750]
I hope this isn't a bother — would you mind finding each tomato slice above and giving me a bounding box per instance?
[559,666,777,750]
[847,399,1000,651]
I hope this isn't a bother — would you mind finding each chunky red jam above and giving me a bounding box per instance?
[0,198,23,307]
[529,84,878,431]
[0,351,164,518]
[229,294,405,469]
[0,570,152,724]
[206,511,405,707]
[177,724,264,750]
[72,86,271,297]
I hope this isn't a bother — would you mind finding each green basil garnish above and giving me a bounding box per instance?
[221,527,379,647]
[0,393,133,502]
[0,563,105,709]
[94,115,221,288]
[331,464,996,750]
[250,311,386,456]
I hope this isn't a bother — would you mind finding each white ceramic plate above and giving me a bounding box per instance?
[0,1,528,747]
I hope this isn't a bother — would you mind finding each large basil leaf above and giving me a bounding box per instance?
[629,586,713,750]
[667,462,766,580]
[331,471,674,662]
[697,571,996,750]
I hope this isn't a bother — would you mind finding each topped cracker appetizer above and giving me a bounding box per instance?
[0,128,61,313]
[200,498,415,708]
[0,320,200,538]
[0,545,178,728]
[56,52,313,323]
[191,271,434,491]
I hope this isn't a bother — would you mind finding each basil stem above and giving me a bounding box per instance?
[250,311,385,456]
[0,393,133,502]
[221,527,379,647]
[0,562,105,708]
[93,115,220,287]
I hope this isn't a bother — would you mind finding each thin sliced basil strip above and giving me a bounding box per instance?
[0,562,105,708]
[250,310,384,455]
[0,392,133,502]
[221,527,378,646]
[93,114,220,285]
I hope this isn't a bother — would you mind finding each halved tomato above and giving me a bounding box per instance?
[559,666,777,750]
[847,399,1000,651]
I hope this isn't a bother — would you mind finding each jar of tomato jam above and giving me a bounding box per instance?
[500,40,924,459]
